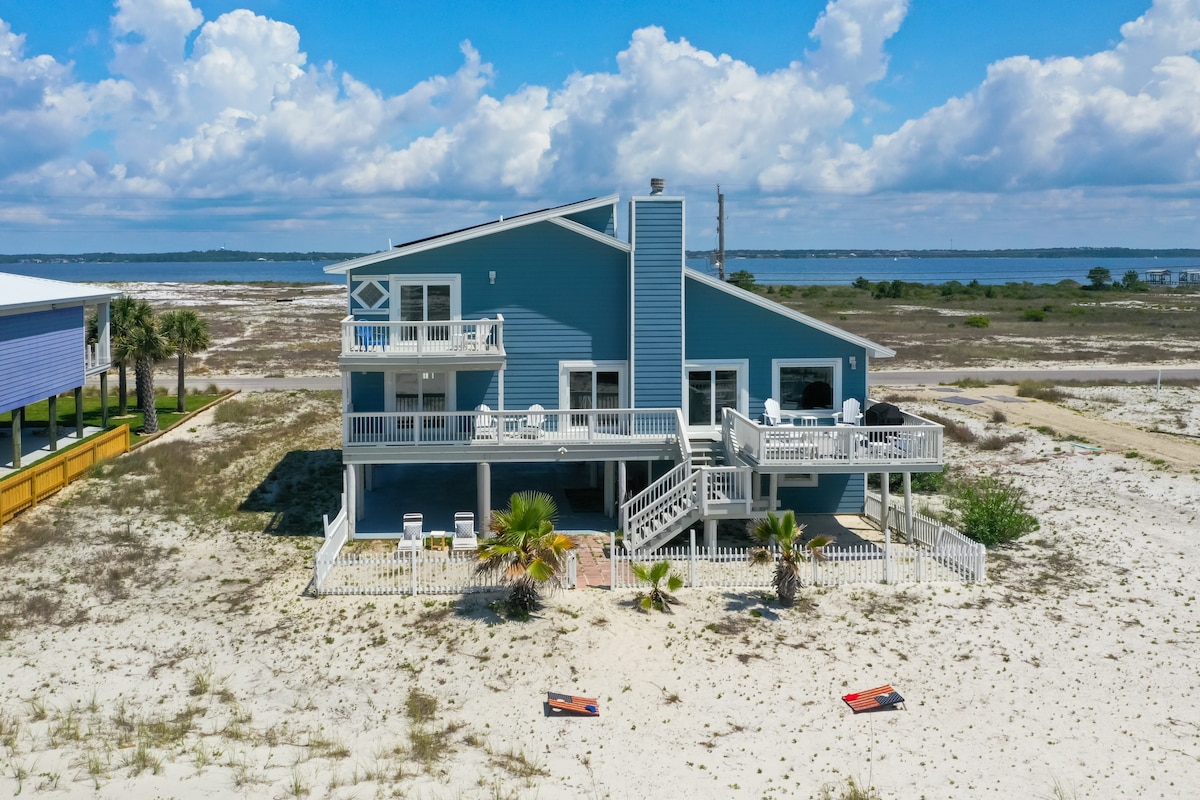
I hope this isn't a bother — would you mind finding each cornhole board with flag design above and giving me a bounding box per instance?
[843,685,905,713]
[547,692,599,716]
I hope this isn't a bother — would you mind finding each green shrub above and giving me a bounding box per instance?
[948,476,1039,547]
[1021,309,1046,322]
[964,315,990,328]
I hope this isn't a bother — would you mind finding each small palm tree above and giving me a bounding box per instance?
[748,510,833,607]
[475,491,574,616]
[631,559,684,613]
[116,308,172,434]
[160,309,211,413]
[107,297,153,415]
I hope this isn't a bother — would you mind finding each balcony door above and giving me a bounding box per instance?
[390,275,460,344]
[387,371,456,431]
[685,360,747,430]
[559,361,627,427]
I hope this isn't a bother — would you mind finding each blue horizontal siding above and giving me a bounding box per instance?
[684,276,868,420]
[0,307,85,414]
[779,474,864,514]
[564,205,616,237]
[349,222,628,411]
[632,199,683,408]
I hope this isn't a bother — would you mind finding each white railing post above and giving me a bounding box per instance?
[411,548,418,596]
[689,529,697,587]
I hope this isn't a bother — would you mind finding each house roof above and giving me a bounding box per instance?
[0,272,122,314]
[685,270,895,359]
[325,195,623,274]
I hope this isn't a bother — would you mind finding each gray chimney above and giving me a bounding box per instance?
[649,177,665,195]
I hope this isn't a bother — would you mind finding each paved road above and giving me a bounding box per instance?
[94,366,1199,394]
[871,366,1200,385]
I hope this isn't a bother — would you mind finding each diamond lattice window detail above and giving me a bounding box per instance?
[354,281,386,308]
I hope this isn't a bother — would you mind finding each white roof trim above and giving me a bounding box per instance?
[685,269,895,358]
[547,217,631,251]
[0,272,121,315]
[326,195,621,274]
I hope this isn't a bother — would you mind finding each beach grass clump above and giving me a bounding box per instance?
[1016,380,1070,402]
[922,412,977,444]
[817,777,881,799]
[978,433,1027,451]
[948,475,1039,547]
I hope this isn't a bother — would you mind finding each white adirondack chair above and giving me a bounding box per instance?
[452,512,478,551]
[518,404,546,438]
[762,398,782,426]
[473,404,497,441]
[397,513,424,553]
[833,398,863,426]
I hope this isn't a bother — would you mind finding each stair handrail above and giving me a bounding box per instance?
[621,462,699,551]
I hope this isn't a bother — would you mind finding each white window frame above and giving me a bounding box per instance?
[389,274,462,322]
[684,359,748,431]
[779,473,818,488]
[772,358,842,415]
[558,361,629,415]
[351,278,390,312]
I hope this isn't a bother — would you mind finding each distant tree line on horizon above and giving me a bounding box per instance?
[687,247,1200,259]
[0,249,368,264]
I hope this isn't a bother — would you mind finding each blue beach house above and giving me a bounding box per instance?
[325,180,943,551]
[1,272,121,469]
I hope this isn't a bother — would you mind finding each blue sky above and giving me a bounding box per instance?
[0,0,1197,253]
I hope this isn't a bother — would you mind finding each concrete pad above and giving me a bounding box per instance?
[0,426,104,476]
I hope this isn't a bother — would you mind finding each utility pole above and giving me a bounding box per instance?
[716,186,726,281]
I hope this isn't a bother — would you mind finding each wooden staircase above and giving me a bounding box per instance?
[620,461,758,552]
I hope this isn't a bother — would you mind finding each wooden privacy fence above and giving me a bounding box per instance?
[0,425,130,525]
[610,529,984,590]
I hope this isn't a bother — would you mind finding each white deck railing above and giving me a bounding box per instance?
[344,407,681,448]
[340,316,504,357]
[84,341,110,373]
[724,407,943,468]
[864,490,986,581]
[315,503,350,593]
[611,530,982,588]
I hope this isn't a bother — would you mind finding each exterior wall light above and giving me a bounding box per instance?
[489,271,496,285]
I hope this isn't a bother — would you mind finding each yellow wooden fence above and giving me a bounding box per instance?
[0,425,130,525]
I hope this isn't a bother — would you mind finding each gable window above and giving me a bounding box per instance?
[772,359,841,411]
[685,361,748,428]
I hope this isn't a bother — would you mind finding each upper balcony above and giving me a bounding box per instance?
[338,316,506,370]
[723,406,944,474]
[84,340,111,377]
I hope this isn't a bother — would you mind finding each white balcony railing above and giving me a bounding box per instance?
[345,407,680,448]
[340,316,504,358]
[84,341,110,374]
[724,406,943,468]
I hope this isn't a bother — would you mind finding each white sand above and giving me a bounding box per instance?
[3,386,1200,797]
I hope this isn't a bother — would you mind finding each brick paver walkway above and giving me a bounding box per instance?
[569,535,611,589]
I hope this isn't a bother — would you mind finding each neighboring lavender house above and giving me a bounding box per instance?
[324,180,944,551]
[0,272,120,468]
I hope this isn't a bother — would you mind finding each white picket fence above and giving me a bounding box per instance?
[314,535,578,596]
[864,490,986,582]
[611,529,984,589]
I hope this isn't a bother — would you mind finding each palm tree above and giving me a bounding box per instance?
[475,491,575,615]
[631,559,684,613]
[748,510,833,607]
[115,308,172,433]
[160,309,211,413]
[106,297,153,415]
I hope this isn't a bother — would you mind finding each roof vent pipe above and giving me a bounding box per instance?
[649,178,665,195]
